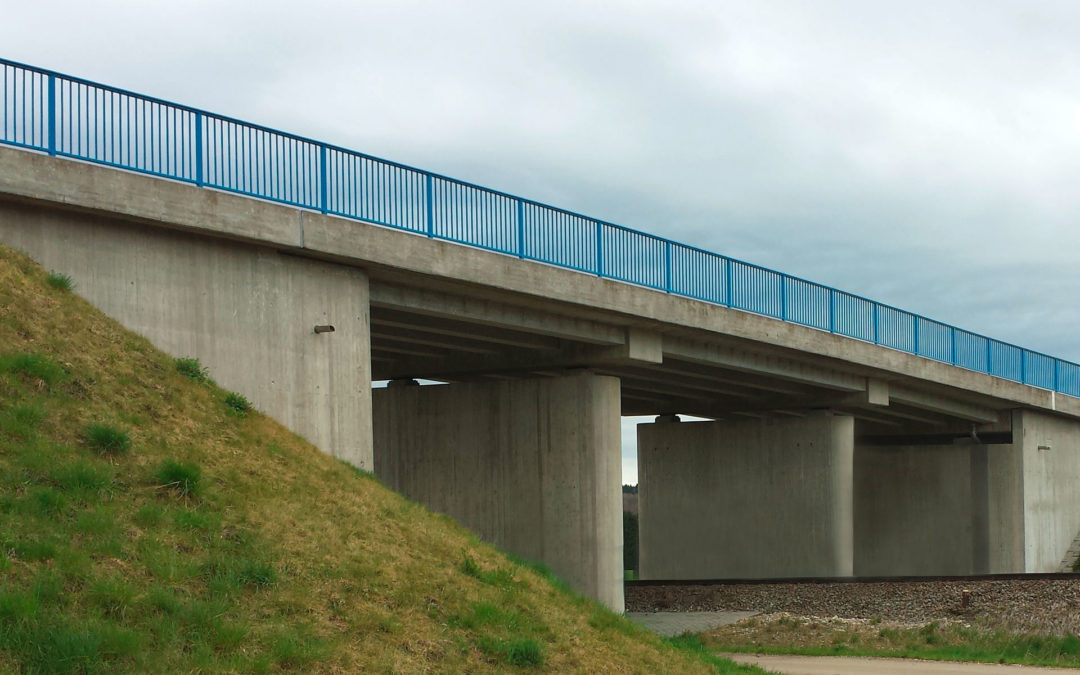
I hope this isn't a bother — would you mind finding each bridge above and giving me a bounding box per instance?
[3,58,1079,612]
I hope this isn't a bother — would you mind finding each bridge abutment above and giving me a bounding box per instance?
[372,372,624,611]
[637,413,855,579]
[0,205,373,469]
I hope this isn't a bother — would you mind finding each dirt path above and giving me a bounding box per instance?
[730,654,1073,674]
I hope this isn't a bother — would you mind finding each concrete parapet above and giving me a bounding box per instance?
[0,203,373,469]
[637,414,855,580]
[372,373,624,611]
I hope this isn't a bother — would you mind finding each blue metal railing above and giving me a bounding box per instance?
[1,57,1076,397]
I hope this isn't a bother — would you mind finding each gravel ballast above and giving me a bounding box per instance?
[625,578,1080,634]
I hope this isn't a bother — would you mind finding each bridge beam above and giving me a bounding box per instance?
[372,372,623,611]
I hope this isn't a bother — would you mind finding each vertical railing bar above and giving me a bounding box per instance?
[913,315,920,355]
[664,240,672,292]
[595,221,603,276]
[872,303,880,345]
[780,275,787,321]
[516,198,525,259]
[46,73,55,155]
[828,289,836,333]
[425,173,434,237]
[194,112,203,186]
[319,143,329,212]
[724,258,733,307]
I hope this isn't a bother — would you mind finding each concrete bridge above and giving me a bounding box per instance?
[3,60,1080,612]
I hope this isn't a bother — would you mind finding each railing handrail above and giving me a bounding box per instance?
[1,56,1075,396]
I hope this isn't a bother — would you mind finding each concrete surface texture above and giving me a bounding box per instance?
[0,202,373,469]
[729,653,1070,674]
[854,443,985,576]
[637,414,855,580]
[372,373,624,611]
[1017,410,1080,571]
[625,611,758,637]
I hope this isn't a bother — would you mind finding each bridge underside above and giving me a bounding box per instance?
[4,146,1080,612]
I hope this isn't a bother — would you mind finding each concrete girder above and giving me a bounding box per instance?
[889,384,1001,424]
[370,282,625,345]
[664,336,866,392]
[371,307,561,351]
[370,325,504,355]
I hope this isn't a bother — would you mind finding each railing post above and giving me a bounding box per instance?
[194,112,203,186]
[1054,359,1060,392]
[318,144,328,214]
[986,340,992,374]
[1021,349,1027,384]
[47,74,56,156]
[664,240,672,292]
[779,276,787,321]
[828,289,836,333]
[872,304,879,344]
[516,199,525,259]
[912,315,920,355]
[950,326,957,365]
[595,221,603,276]
[425,174,434,237]
[724,258,733,307]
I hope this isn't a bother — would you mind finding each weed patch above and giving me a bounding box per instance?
[174,356,208,382]
[224,391,251,416]
[84,423,131,455]
[45,271,74,291]
[154,459,201,497]
[0,352,65,387]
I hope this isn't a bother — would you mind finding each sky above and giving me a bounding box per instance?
[5,1,1080,483]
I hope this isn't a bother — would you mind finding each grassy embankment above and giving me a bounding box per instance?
[0,242,770,672]
[703,614,1080,668]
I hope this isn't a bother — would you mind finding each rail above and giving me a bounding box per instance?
[2,57,1076,396]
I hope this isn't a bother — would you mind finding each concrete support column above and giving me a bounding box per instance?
[0,206,373,469]
[637,413,854,580]
[372,372,624,611]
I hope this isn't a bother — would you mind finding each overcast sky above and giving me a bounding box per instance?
[5,1,1079,482]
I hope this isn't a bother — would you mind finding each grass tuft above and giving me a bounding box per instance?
[45,271,74,291]
[224,391,251,416]
[154,459,201,497]
[0,352,65,386]
[84,423,131,455]
[174,356,208,382]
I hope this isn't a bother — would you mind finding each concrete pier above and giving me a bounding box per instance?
[372,372,624,611]
[637,414,855,580]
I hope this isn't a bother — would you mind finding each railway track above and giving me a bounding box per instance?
[626,572,1079,588]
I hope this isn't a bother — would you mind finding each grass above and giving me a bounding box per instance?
[84,422,132,455]
[703,614,1080,669]
[154,459,201,497]
[46,270,74,291]
[224,391,251,416]
[0,242,766,672]
[174,357,208,382]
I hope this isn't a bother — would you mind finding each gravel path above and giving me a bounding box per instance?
[625,578,1080,634]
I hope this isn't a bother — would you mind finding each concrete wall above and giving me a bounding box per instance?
[0,202,373,469]
[854,444,981,576]
[637,414,854,580]
[372,373,623,611]
[1017,410,1080,571]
